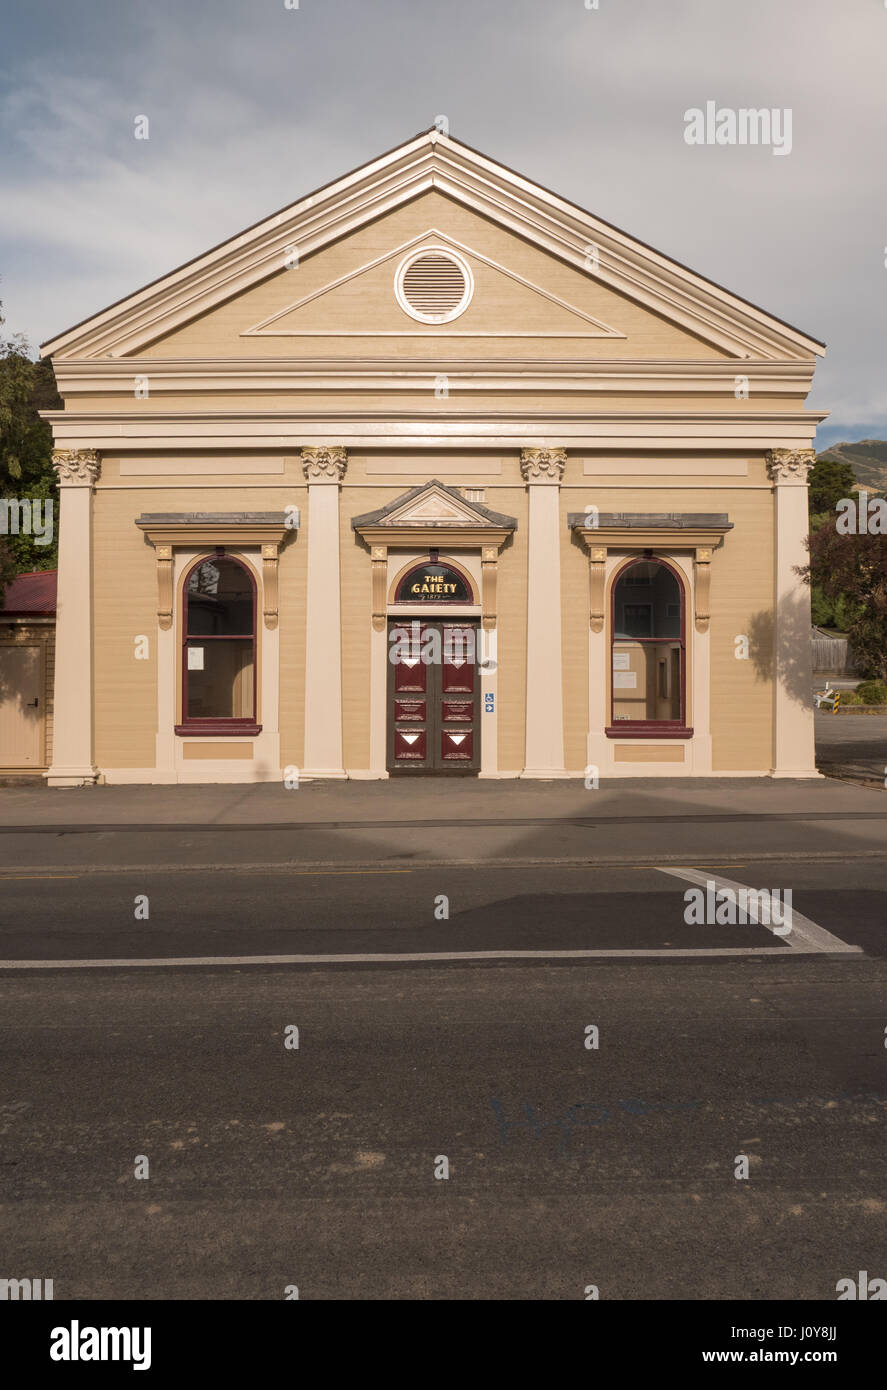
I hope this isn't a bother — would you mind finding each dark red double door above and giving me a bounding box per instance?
[387,620,480,774]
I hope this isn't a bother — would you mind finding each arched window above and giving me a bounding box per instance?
[394,559,474,604]
[178,555,259,734]
[608,557,689,735]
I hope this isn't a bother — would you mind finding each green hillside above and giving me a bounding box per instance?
[817,439,887,494]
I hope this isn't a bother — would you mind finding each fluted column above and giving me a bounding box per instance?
[520,447,568,777]
[46,449,100,786]
[766,449,818,778]
[301,447,347,778]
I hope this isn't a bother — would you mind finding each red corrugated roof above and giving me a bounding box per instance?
[1,570,57,614]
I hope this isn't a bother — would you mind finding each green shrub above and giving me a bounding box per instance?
[842,690,865,705]
[854,679,887,705]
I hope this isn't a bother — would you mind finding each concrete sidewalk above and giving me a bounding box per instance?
[0,773,883,830]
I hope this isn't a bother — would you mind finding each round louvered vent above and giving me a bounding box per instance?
[395,247,473,324]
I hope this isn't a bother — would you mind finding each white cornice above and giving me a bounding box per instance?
[40,132,825,364]
[50,357,816,398]
[41,407,827,453]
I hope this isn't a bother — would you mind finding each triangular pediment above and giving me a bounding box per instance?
[41,129,825,362]
[389,488,484,526]
[242,230,622,339]
[351,480,517,532]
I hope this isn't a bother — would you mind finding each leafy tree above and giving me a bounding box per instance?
[806,457,871,637]
[0,306,61,595]
[0,521,16,600]
[809,456,857,516]
[801,526,887,680]
[810,584,860,632]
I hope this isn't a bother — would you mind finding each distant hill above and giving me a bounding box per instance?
[817,439,887,494]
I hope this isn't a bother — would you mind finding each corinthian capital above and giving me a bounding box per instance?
[301,446,348,483]
[765,449,815,485]
[52,448,101,486]
[520,447,567,483]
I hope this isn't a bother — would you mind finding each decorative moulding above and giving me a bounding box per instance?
[520,447,567,483]
[136,513,294,547]
[765,448,816,484]
[119,457,287,477]
[569,512,732,634]
[352,479,515,631]
[355,522,514,549]
[301,445,348,482]
[49,358,815,401]
[51,448,100,485]
[41,408,828,454]
[135,512,295,631]
[244,229,621,339]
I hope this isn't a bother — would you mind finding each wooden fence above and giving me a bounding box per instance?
[812,636,859,673]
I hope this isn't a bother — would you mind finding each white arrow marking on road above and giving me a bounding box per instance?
[655,866,862,954]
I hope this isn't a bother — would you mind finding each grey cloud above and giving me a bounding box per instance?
[1,0,884,438]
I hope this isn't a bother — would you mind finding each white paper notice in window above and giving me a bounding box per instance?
[612,653,630,670]
[187,647,205,671]
[613,671,637,688]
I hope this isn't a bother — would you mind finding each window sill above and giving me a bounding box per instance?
[605,725,693,739]
[175,722,263,737]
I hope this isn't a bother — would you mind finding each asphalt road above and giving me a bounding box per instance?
[0,858,882,960]
[1,830,885,1300]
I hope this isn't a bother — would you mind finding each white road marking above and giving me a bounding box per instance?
[0,947,799,970]
[656,867,862,955]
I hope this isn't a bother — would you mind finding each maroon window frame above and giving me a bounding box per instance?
[175,553,262,737]
[605,555,693,739]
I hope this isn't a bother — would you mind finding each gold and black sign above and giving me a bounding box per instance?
[395,562,471,602]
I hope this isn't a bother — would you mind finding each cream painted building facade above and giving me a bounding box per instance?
[40,131,825,785]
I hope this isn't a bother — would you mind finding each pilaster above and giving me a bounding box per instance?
[520,447,568,777]
[46,449,101,786]
[301,447,348,778]
[766,449,819,778]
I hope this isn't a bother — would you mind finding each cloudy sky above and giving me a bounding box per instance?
[1,0,884,448]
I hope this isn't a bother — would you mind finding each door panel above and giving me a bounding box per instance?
[441,729,474,763]
[393,728,427,762]
[388,620,479,774]
[441,700,472,721]
[0,645,44,768]
[394,697,426,720]
[393,656,426,692]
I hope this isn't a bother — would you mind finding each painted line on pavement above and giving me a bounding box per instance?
[0,946,801,970]
[656,867,863,955]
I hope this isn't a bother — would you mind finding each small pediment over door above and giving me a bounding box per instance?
[351,479,517,538]
[351,479,516,631]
